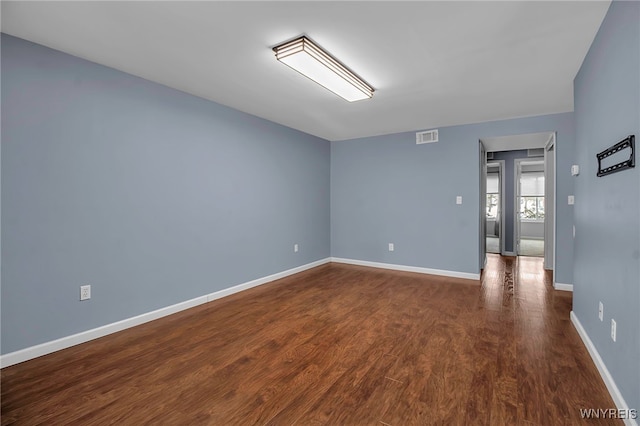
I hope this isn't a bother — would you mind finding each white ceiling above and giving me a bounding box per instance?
[1,1,611,141]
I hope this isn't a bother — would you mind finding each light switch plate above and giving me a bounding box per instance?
[598,301,603,321]
[611,319,617,342]
[568,195,575,205]
[571,165,580,176]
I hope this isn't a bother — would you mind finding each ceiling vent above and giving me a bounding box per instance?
[528,148,544,157]
[416,129,438,144]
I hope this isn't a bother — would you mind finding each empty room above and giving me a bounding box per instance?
[1,1,639,425]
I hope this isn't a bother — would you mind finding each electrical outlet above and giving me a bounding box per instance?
[294,244,299,253]
[388,243,394,252]
[568,195,575,205]
[611,318,616,342]
[80,285,91,301]
[598,301,603,321]
[456,196,463,205]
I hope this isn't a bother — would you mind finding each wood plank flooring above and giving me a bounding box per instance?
[1,255,620,425]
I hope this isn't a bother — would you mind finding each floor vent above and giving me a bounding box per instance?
[416,129,438,144]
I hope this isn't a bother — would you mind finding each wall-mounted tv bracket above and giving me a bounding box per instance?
[596,135,635,177]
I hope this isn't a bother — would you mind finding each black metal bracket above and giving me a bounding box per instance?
[596,135,635,177]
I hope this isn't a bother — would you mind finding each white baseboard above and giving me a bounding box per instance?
[1,295,208,369]
[554,282,574,292]
[330,257,480,281]
[205,258,330,302]
[570,311,637,426]
[0,258,331,368]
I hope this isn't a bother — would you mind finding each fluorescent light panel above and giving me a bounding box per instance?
[273,36,374,102]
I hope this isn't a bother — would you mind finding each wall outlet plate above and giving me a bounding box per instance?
[80,285,91,301]
[294,244,299,253]
[388,243,394,252]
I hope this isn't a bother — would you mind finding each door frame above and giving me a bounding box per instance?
[514,157,546,257]
[479,131,556,272]
[514,159,522,256]
[544,133,556,271]
[479,141,487,271]
[486,160,506,255]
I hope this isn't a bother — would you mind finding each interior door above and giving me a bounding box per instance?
[498,161,506,255]
[515,160,522,255]
[479,141,487,270]
[486,161,504,255]
[544,134,556,270]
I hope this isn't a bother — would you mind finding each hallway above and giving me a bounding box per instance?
[480,253,618,424]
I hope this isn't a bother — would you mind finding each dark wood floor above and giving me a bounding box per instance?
[2,255,620,425]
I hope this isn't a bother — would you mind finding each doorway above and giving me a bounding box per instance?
[479,132,556,277]
[486,161,505,254]
[515,159,545,257]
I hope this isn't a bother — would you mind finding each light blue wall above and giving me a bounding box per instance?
[331,112,575,283]
[573,0,640,412]
[1,29,589,359]
[490,149,529,254]
[1,35,330,354]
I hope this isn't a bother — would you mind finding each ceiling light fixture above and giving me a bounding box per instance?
[273,36,374,102]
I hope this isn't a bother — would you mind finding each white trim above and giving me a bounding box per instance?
[545,132,557,274]
[570,312,637,426]
[503,251,517,257]
[0,258,331,368]
[487,160,506,256]
[205,258,329,302]
[554,282,573,292]
[480,141,487,271]
[330,257,480,281]
[514,156,548,258]
[514,158,521,256]
[1,296,208,369]
[498,160,506,256]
